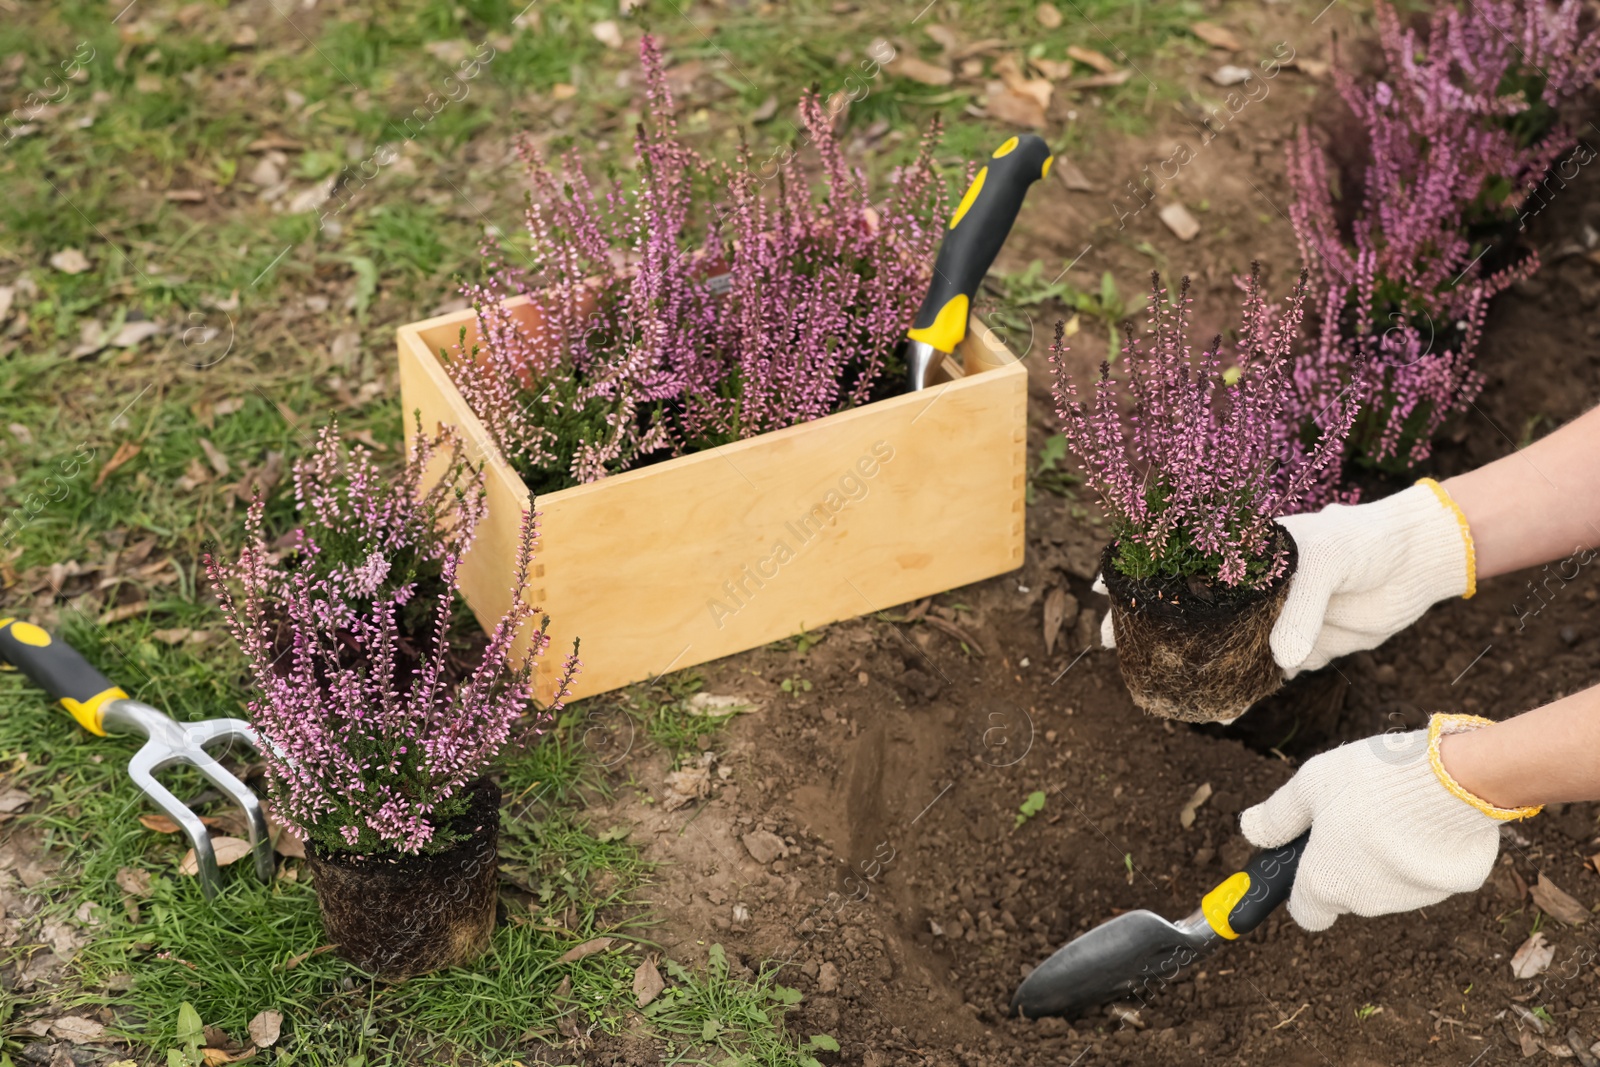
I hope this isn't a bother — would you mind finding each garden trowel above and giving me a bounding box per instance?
[904,133,1055,391]
[0,618,273,899]
[1011,829,1309,1018]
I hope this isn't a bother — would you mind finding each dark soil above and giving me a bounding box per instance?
[585,24,1600,1064]
[1103,530,1296,723]
[309,777,500,979]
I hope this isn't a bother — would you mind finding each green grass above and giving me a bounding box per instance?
[0,0,1322,1059]
[0,634,759,1064]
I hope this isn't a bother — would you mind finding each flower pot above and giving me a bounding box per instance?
[306,778,501,979]
[396,296,1027,702]
[1101,527,1298,723]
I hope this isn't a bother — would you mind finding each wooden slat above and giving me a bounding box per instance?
[399,307,1026,702]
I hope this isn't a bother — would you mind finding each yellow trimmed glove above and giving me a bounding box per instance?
[1239,714,1539,931]
[1270,480,1476,677]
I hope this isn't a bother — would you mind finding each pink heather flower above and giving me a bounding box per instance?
[1284,0,1600,488]
[1052,268,1356,589]
[444,34,947,492]
[205,424,579,857]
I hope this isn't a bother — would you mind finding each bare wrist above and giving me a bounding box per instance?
[1437,725,1533,813]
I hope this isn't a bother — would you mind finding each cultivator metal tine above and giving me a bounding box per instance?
[179,719,274,885]
[126,744,223,899]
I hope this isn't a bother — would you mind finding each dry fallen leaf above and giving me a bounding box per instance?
[1210,64,1254,87]
[0,789,31,814]
[200,1048,234,1067]
[49,1016,105,1043]
[1179,783,1213,829]
[117,866,153,897]
[634,957,665,1007]
[1066,45,1120,74]
[1531,874,1590,925]
[995,57,1053,111]
[889,53,954,86]
[559,937,615,963]
[550,83,578,101]
[1511,931,1555,979]
[1043,586,1070,655]
[1291,57,1330,80]
[93,441,142,489]
[1190,21,1243,51]
[178,836,253,875]
[140,813,182,834]
[662,763,712,811]
[1051,156,1096,192]
[1065,69,1134,90]
[590,20,624,49]
[1029,56,1074,81]
[984,87,1048,129]
[248,1009,283,1048]
[152,628,194,645]
[199,437,231,477]
[99,600,149,626]
[924,24,960,52]
[110,320,163,347]
[270,822,306,860]
[281,944,338,970]
[1035,2,1062,28]
[50,248,91,275]
[1159,202,1201,241]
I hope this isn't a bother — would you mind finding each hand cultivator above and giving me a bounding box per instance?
[903,132,1054,391]
[0,618,272,898]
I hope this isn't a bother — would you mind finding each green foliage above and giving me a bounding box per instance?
[1014,790,1047,828]
[645,944,834,1065]
[1028,434,1081,505]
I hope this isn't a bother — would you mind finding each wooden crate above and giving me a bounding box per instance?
[397,297,1027,702]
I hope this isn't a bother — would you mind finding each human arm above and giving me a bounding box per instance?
[1443,403,1600,579]
[1268,403,1600,675]
[1240,689,1600,931]
[1438,683,1600,808]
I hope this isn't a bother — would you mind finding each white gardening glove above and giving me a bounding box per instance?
[1271,480,1475,677]
[1239,714,1540,931]
[1092,573,1115,648]
[1091,481,1472,671]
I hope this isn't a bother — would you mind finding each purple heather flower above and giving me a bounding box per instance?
[205,423,579,856]
[1052,268,1356,589]
[445,34,948,490]
[1284,0,1600,487]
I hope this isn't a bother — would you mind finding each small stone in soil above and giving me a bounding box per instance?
[1374,663,1398,686]
[818,961,840,992]
[1561,626,1581,646]
[742,830,787,865]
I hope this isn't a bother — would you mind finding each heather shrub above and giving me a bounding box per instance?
[1286,0,1600,484]
[291,417,485,639]
[447,34,948,495]
[1051,268,1354,590]
[205,424,579,857]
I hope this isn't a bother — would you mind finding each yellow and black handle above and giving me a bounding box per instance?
[0,619,123,736]
[1198,829,1310,940]
[906,133,1055,361]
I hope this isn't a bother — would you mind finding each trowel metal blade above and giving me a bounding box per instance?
[1010,908,1220,1019]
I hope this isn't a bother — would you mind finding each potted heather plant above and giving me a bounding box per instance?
[448,33,946,493]
[396,31,1030,702]
[205,424,578,978]
[1284,0,1600,493]
[1054,267,1354,722]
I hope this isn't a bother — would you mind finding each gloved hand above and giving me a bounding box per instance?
[1239,714,1540,931]
[1093,480,1476,678]
[1270,479,1476,676]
